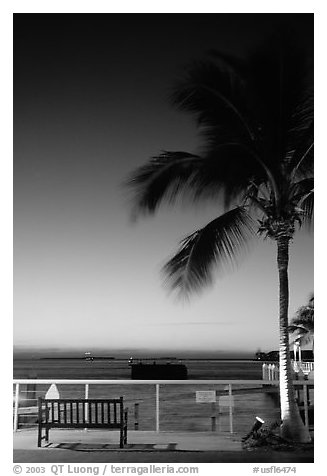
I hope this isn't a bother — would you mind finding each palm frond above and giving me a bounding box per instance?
[288,324,307,333]
[283,177,314,229]
[170,35,313,183]
[207,49,247,75]
[244,30,313,166]
[290,332,313,347]
[289,320,313,332]
[126,144,278,217]
[125,151,202,216]
[171,58,256,145]
[162,207,256,296]
[288,122,314,179]
[298,334,314,346]
[289,298,314,337]
[297,190,314,228]
[291,177,313,197]
[293,312,314,329]
[199,143,276,208]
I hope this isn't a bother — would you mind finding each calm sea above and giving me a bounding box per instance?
[13,358,263,380]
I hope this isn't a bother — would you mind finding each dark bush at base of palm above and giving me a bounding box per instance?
[242,420,314,452]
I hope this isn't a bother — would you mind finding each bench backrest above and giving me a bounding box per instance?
[38,397,124,428]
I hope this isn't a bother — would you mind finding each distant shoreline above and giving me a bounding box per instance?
[40,357,116,360]
[13,356,259,362]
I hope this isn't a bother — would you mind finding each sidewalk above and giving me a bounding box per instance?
[13,429,314,463]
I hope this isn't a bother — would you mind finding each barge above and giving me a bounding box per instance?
[128,357,188,380]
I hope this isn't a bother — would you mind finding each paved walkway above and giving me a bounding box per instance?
[13,429,314,463]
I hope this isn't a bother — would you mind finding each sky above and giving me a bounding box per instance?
[13,13,314,356]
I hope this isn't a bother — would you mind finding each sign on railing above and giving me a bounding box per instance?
[195,390,216,403]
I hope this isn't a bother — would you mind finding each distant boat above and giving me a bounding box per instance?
[84,352,115,361]
[128,357,188,380]
[85,352,93,361]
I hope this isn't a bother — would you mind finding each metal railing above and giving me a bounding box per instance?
[262,361,314,380]
[13,379,313,434]
[294,361,314,374]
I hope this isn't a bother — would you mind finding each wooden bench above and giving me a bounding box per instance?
[37,397,128,448]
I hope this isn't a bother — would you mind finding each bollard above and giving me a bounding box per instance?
[134,403,139,430]
[242,416,265,442]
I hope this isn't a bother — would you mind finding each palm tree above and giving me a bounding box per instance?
[126,29,313,442]
[289,295,314,354]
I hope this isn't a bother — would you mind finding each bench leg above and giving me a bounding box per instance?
[120,428,124,448]
[37,425,42,447]
[46,427,49,442]
[123,408,128,445]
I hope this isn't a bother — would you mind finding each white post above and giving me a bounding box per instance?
[299,345,302,365]
[228,384,233,434]
[13,383,20,432]
[85,383,89,426]
[155,384,160,433]
[262,363,267,380]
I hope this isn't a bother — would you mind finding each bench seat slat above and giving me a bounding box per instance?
[82,401,85,423]
[95,402,98,424]
[44,423,122,428]
[59,403,63,424]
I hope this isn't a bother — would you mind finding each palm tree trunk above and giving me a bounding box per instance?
[277,236,311,442]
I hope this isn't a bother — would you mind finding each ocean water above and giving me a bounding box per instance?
[13,358,264,380]
[13,359,281,433]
